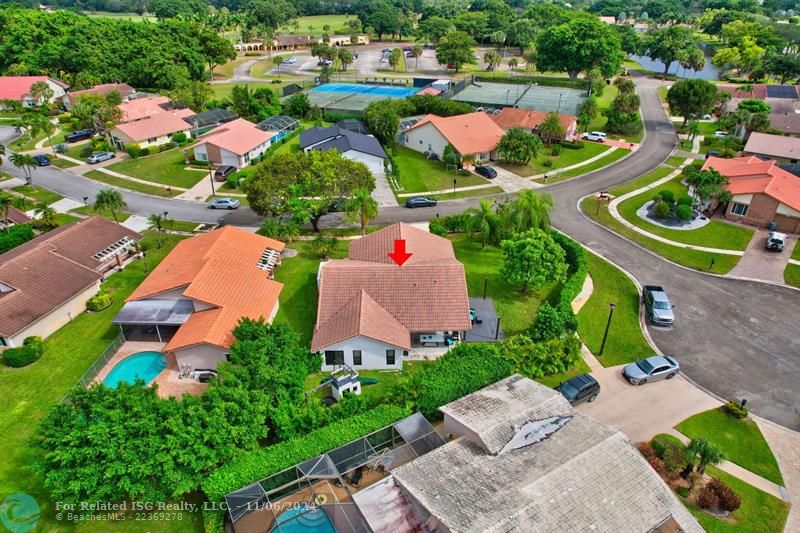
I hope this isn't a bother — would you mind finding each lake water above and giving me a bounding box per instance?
[630,44,721,80]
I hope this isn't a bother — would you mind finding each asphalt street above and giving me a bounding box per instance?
[2,77,799,429]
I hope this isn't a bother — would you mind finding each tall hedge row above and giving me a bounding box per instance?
[0,223,35,254]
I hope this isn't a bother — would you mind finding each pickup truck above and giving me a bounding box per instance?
[642,285,675,326]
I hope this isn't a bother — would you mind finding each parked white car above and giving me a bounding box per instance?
[282,57,297,64]
[582,131,607,142]
[714,130,729,138]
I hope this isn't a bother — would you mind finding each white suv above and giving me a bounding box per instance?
[766,231,787,251]
[582,131,607,142]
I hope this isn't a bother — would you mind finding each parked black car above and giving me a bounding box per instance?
[32,155,51,166]
[474,165,497,179]
[705,150,722,159]
[405,196,437,208]
[555,374,600,405]
[66,129,95,143]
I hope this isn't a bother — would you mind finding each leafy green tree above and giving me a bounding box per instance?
[615,24,641,55]
[436,30,477,72]
[363,104,399,146]
[94,188,127,223]
[738,99,770,114]
[687,120,701,141]
[511,189,553,232]
[29,81,54,107]
[230,85,280,122]
[684,438,725,475]
[483,50,502,71]
[388,48,403,71]
[453,11,489,41]
[497,127,542,165]
[612,92,641,115]
[442,143,461,168]
[284,92,311,119]
[416,16,454,45]
[643,25,701,77]
[577,95,598,132]
[344,188,378,236]
[507,18,536,53]
[764,51,800,84]
[613,77,636,94]
[338,49,354,71]
[198,27,236,78]
[34,201,58,230]
[173,80,213,111]
[536,17,623,79]
[501,228,568,292]
[667,79,719,125]
[523,45,538,74]
[537,112,566,145]
[685,167,731,209]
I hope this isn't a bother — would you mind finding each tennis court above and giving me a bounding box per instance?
[298,83,420,115]
[453,81,587,114]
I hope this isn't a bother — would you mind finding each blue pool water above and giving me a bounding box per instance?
[274,505,335,533]
[311,83,418,98]
[103,351,167,388]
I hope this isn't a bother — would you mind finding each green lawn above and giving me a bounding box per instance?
[272,240,349,345]
[426,186,504,201]
[535,356,592,388]
[282,14,355,36]
[213,54,256,80]
[676,408,784,485]
[577,252,653,366]
[549,147,630,182]
[587,84,618,132]
[211,82,282,101]
[70,204,131,222]
[107,149,206,189]
[83,10,156,22]
[666,155,688,167]
[43,124,74,147]
[451,234,560,336]
[50,156,79,168]
[168,220,202,232]
[791,239,800,260]
[0,232,198,533]
[12,185,63,204]
[784,264,800,288]
[616,175,755,250]
[393,148,488,193]
[249,58,275,78]
[64,143,91,161]
[499,142,608,178]
[10,129,47,151]
[612,165,676,196]
[581,195,741,274]
[84,170,182,197]
[673,119,719,137]
[682,466,789,533]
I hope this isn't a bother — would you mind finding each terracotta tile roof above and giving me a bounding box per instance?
[118,95,171,122]
[743,132,800,160]
[113,111,193,142]
[491,107,576,133]
[4,206,31,225]
[129,227,285,351]
[66,83,135,105]
[0,76,68,101]
[0,216,141,337]
[311,290,411,351]
[195,118,273,156]
[703,155,800,212]
[312,223,471,351]
[407,112,504,155]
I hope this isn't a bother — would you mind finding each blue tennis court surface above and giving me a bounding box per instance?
[311,83,418,98]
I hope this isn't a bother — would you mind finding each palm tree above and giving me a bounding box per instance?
[29,115,57,154]
[511,190,554,232]
[576,96,598,133]
[94,188,127,222]
[0,194,12,230]
[344,188,379,236]
[684,438,724,476]
[465,199,498,248]
[508,57,518,75]
[34,201,58,230]
[537,112,565,145]
[687,120,701,141]
[29,81,54,107]
[148,213,169,248]
[10,153,37,188]
[411,44,423,71]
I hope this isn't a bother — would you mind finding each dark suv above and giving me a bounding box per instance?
[66,129,95,142]
[555,374,600,405]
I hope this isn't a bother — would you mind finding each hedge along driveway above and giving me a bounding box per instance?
[106,147,206,189]
[615,175,755,250]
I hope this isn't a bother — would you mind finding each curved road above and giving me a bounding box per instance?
[2,78,799,429]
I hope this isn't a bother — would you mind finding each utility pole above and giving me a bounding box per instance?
[599,303,616,355]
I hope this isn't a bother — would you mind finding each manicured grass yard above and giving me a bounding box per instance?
[666,155,688,167]
[682,466,789,533]
[784,264,800,288]
[70,204,131,222]
[616,175,755,250]
[50,156,79,169]
[550,147,630,182]
[64,143,91,161]
[107,148,206,189]
[792,239,800,260]
[451,234,560,336]
[10,129,47,151]
[12,185,63,204]
[282,14,354,35]
[581,195,741,275]
[393,148,488,194]
[500,142,608,178]
[0,233,204,533]
[673,119,719,137]
[84,170,182,197]
[426,186,504,201]
[213,54,255,79]
[577,252,653,366]
[211,82,284,101]
[676,408,784,485]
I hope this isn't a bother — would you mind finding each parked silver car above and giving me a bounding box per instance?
[208,197,240,210]
[623,355,680,385]
[87,151,115,164]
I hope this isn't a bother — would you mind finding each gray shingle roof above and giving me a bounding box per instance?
[299,125,387,159]
[391,375,704,533]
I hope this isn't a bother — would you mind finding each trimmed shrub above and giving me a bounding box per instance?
[677,486,690,497]
[172,132,187,144]
[550,145,562,157]
[202,404,409,502]
[428,219,448,237]
[698,479,741,513]
[543,159,553,167]
[654,200,671,219]
[3,336,45,368]
[57,114,72,124]
[226,173,241,190]
[677,194,693,207]
[675,204,692,220]
[530,302,565,341]
[651,433,684,457]
[502,336,581,378]
[723,400,749,419]
[138,147,150,157]
[86,292,112,312]
[549,231,588,335]
[560,140,585,150]
[125,143,141,158]
[438,213,473,233]
[659,190,675,204]
[0,223,35,254]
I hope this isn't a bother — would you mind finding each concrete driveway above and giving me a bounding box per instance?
[576,355,722,443]
[729,228,793,283]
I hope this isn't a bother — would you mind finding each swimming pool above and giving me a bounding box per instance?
[102,351,167,388]
[274,505,335,533]
[311,83,418,98]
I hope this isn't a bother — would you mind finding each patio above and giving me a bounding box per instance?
[465,297,504,342]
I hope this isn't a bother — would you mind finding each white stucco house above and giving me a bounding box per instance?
[193,118,274,169]
[402,111,504,163]
[113,227,284,372]
[311,223,472,371]
[299,125,388,175]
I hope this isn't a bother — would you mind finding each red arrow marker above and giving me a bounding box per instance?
[388,239,412,266]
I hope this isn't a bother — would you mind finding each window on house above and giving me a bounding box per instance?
[731,202,748,216]
[148,137,156,143]
[352,350,362,366]
[196,153,208,161]
[386,349,396,365]
[0,337,6,347]
[325,351,345,366]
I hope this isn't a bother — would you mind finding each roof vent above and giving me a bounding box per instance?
[499,415,572,455]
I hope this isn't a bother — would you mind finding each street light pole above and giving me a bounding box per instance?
[453,177,457,198]
[599,303,616,355]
